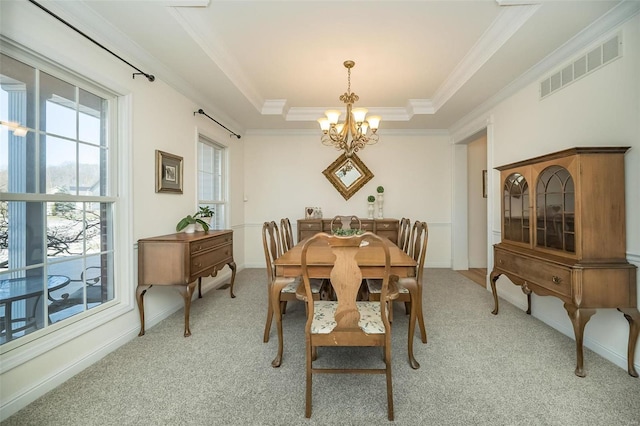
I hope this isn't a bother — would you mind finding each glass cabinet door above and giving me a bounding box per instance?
[503,173,530,244]
[535,165,575,253]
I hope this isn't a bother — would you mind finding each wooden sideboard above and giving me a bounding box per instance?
[137,230,236,337]
[490,147,638,377]
[297,218,399,244]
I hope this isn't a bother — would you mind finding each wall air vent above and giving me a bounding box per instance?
[540,33,621,99]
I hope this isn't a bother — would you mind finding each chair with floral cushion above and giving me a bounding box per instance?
[300,231,397,420]
[329,215,362,233]
[397,217,412,253]
[367,220,429,369]
[262,221,323,367]
[280,217,295,253]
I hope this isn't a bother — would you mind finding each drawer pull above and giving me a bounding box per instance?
[382,224,389,228]
[195,262,202,268]
[306,224,312,228]
[552,276,562,285]
[196,245,202,251]
[499,259,504,265]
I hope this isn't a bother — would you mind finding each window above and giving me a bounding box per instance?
[0,51,116,347]
[197,135,227,229]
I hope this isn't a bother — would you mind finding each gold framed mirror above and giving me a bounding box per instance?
[322,153,374,200]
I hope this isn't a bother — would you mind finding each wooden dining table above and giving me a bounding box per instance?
[272,235,419,367]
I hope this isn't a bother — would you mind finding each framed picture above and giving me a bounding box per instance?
[482,169,488,198]
[305,207,315,219]
[156,150,183,193]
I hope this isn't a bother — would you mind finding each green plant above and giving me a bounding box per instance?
[376,186,384,194]
[176,214,209,232]
[197,205,214,217]
[367,195,375,203]
[332,228,364,236]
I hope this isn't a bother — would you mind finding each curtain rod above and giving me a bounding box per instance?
[27,0,155,82]
[194,109,241,139]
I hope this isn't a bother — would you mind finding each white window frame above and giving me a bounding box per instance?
[0,37,134,372]
[197,134,228,230]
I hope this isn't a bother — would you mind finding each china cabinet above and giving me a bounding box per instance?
[490,147,638,377]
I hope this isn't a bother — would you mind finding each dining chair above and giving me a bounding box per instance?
[366,220,429,369]
[279,217,294,253]
[397,217,412,253]
[300,231,397,420]
[262,221,323,367]
[329,215,362,233]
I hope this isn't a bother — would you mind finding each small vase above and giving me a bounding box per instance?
[367,202,375,219]
[377,194,384,219]
[184,223,196,233]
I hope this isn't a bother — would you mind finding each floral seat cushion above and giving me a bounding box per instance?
[311,301,386,334]
[366,278,409,294]
[281,278,323,294]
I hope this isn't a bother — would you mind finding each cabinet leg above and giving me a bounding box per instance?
[617,307,640,378]
[228,261,237,298]
[490,271,501,315]
[136,285,151,336]
[564,303,596,377]
[177,282,196,337]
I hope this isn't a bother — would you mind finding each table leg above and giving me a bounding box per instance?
[136,285,151,336]
[490,270,501,315]
[564,303,596,377]
[618,307,640,377]
[198,277,202,299]
[228,261,237,298]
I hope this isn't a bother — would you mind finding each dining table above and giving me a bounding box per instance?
[0,274,71,341]
[272,235,418,368]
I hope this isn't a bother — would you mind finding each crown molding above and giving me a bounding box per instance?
[432,3,540,112]
[168,7,264,113]
[261,99,289,116]
[448,0,640,136]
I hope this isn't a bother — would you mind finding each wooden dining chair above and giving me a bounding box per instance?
[262,221,323,367]
[330,215,362,233]
[367,220,429,369]
[279,217,294,253]
[397,217,412,253]
[300,232,397,420]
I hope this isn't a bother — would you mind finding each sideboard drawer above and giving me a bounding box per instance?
[300,221,322,231]
[190,244,233,277]
[190,233,232,254]
[361,222,374,231]
[495,250,571,297]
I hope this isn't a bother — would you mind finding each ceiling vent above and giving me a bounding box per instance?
[540,33,622,99]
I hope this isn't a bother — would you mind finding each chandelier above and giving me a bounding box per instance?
[317,60,381,158]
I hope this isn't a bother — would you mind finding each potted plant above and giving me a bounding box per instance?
[376,186,384,218]
[176,213,209,233]
[367,195,375,219]
[197,205,215,229]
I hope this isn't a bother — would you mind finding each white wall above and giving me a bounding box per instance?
[0,1,244,419]
[243,130,453,268]
[487,16,640,373]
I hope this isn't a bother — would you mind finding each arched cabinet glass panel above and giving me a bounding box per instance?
[503,173,530,243]
[535,165,575,252]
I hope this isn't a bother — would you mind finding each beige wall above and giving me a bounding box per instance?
[242,130,453,268]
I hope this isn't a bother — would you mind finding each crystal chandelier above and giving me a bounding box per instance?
[317,60,381,158]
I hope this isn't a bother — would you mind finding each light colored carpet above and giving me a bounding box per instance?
[4,268,640,425]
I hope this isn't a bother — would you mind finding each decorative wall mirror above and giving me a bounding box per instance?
[322,153,374,200]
